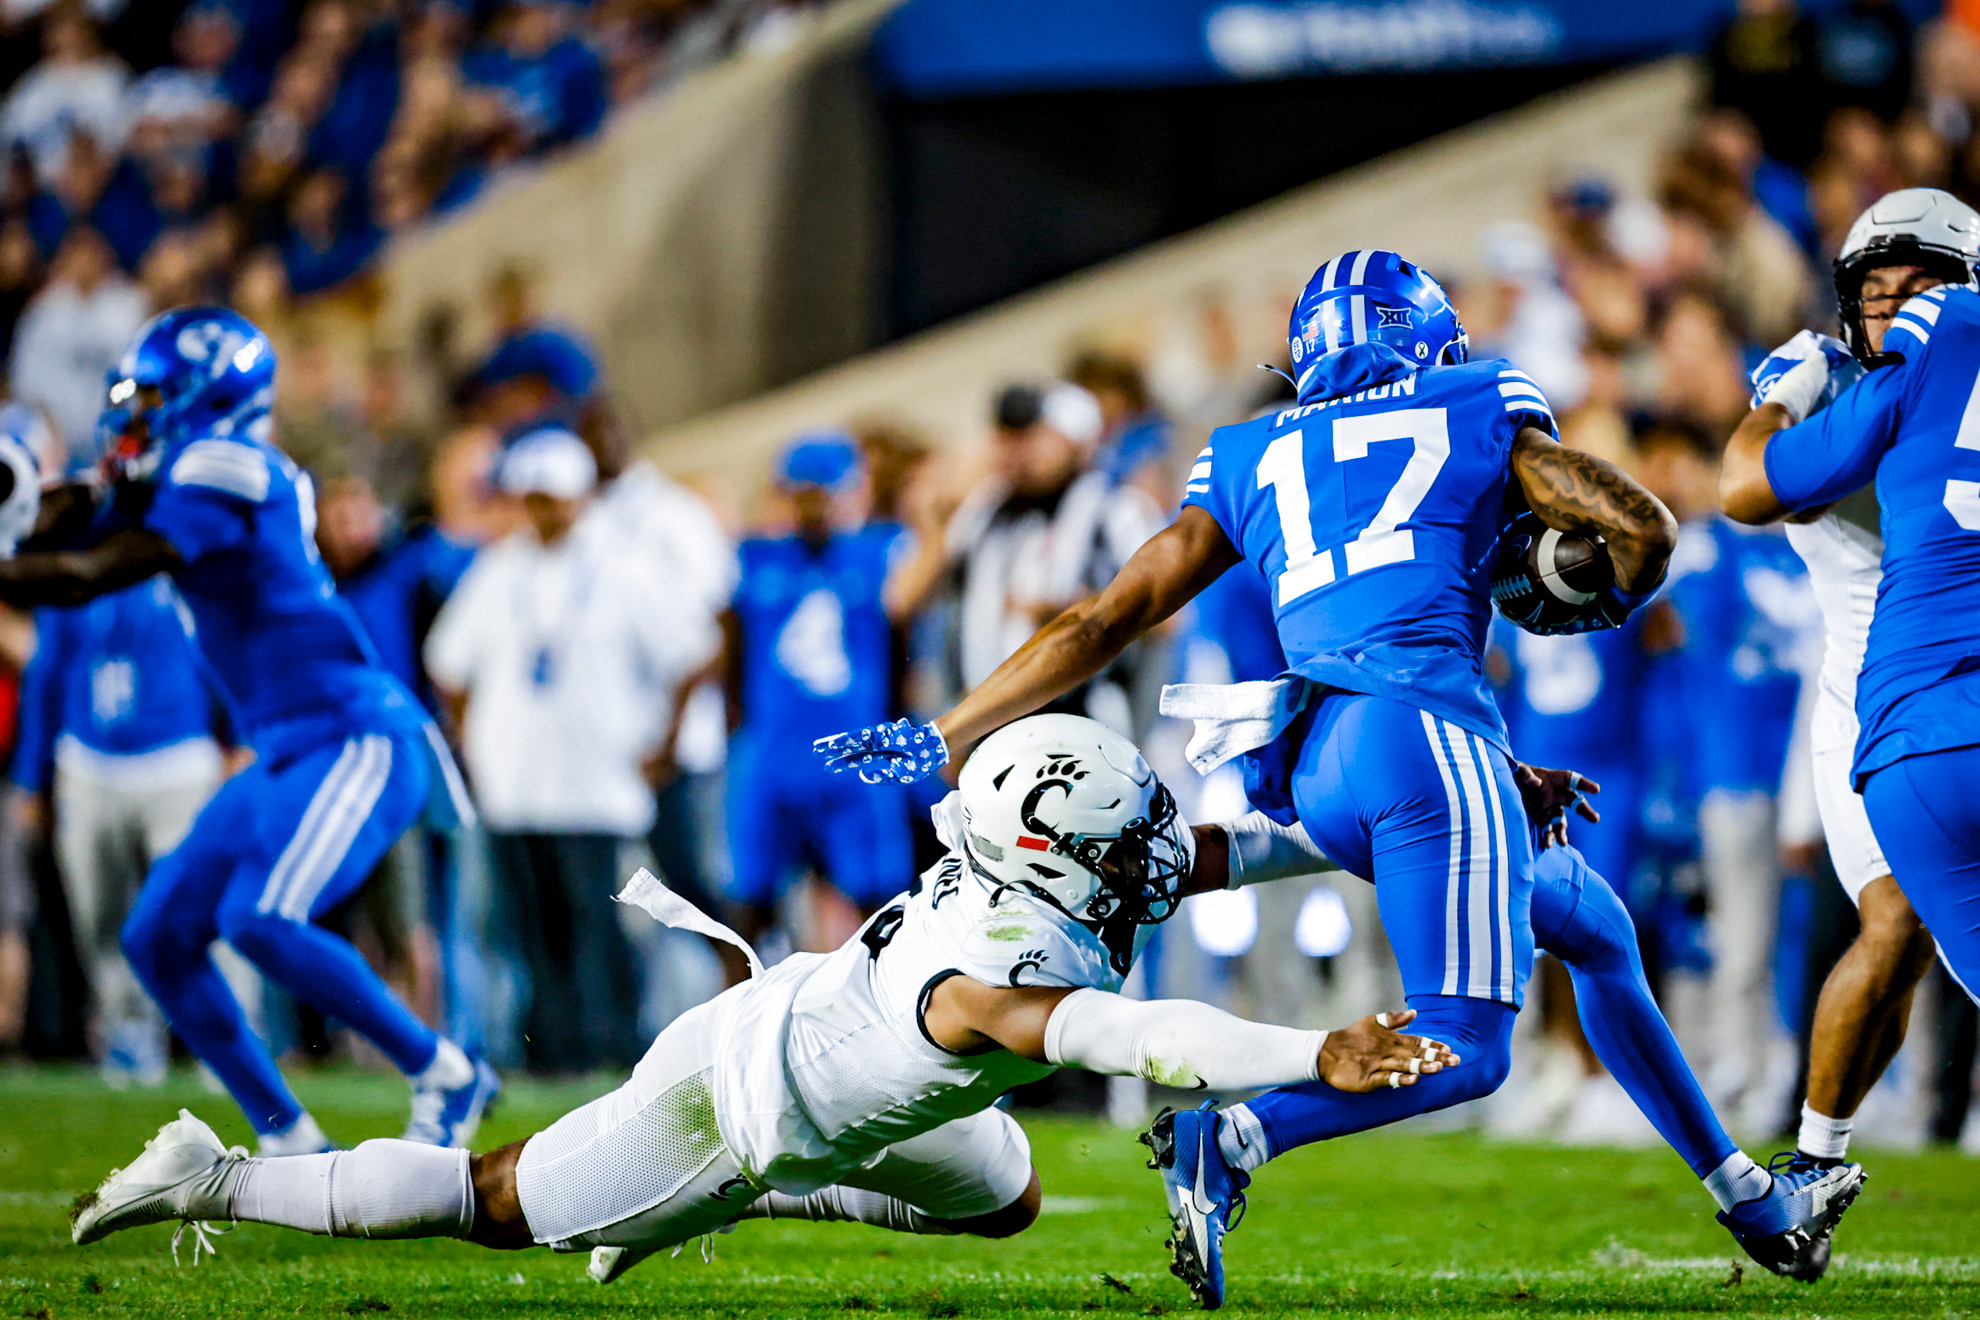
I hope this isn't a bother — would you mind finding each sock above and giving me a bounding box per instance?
[1216,1104,1271,1174]
[412,1038,473,1090]
[216,1140,473,1239]
[1702,1151,1772,1212]
[738,1187,955,1236]
[1797,1104,1853,1163]
[1245,996,1515,1154]
[1536,858,1739,1177]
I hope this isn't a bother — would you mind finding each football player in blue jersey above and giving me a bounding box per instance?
[820,251,1862,1304]
[0,308,496,1154]
[1724,185,1980,1152]
[724,433,916,942]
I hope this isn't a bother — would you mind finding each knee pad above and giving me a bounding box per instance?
[1404,995,1515,1102]
[1532,853,1640,975]
[217,906,295,968]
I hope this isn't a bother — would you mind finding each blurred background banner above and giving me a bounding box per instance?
[872,0,1940,98]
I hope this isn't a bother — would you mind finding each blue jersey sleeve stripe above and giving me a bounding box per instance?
[1497,383,1547,402]
[169,442,270,502]
[1901,294,1944,325]
[1889,316,1931,346]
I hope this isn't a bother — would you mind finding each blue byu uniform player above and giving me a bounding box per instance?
[727,435,913,928]
[821,251,1862,1303]
[13,575,227,1085]
[0,309,494,1154]
[1726,191,1980,1015]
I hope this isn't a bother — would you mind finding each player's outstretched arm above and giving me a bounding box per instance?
[1509,428,1677,595]
[1721,402,1797,524]
[936,506,1240,755]
[923,977,1457,1094]
[0,528,182,608]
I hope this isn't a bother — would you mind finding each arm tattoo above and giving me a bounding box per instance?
[1512,430,1676,591]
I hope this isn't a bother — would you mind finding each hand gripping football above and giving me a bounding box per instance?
[1490,511,1617,635]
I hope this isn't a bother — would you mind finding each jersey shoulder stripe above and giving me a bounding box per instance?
[168,439,271,502]
[1888,283,1979,358]
[1185,444,1213,495]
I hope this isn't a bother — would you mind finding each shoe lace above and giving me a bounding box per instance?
[170,1217,233,1266]
[1765,1150,1815,1182]
[1225,1187,1248,1234]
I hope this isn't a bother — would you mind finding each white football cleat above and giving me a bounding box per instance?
[71,1109,244,1258]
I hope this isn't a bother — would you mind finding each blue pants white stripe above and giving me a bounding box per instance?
[1245,692,1734,1176]
[1291,692,1534,1008]
[122,726,439,1135]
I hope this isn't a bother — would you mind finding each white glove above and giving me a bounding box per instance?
[1750,330,1863,426]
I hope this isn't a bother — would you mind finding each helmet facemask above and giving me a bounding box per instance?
[1017,778,1191,928]
[1835,240,1974,364]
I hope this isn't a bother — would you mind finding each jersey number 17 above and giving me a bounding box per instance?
[1257,407,1451,607]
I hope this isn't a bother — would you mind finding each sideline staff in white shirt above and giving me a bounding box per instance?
[425,426,715,1071]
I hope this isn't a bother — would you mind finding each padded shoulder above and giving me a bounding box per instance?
[954,893,1121,991]
[166,440,271,503]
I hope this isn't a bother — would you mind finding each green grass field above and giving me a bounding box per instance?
[4,1065,1978,1319]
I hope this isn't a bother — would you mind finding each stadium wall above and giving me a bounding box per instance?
[376,0,902,435]
[643,57,1699,492]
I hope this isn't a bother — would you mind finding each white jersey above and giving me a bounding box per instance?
[1783,505,1880,755]
[1783,495,1889,897]
[693,792,1151,1195]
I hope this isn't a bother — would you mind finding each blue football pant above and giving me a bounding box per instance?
[1247,695,1533,1150]
[1244,695,1732,1172]
[1530,845,1737,1177]
[123,730,439,1134]
[1863,745,1980,1004]
[1248,845,1737,1170]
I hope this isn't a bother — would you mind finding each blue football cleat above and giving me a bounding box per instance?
[404,1057,501,1148]
[1142,1103,1249,1309]
[1717,1152,1865,1282]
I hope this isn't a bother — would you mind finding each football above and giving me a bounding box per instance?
[1491,511,1616,633]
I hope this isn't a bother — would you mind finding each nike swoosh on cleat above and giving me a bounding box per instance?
[1190,1129,1220,1217]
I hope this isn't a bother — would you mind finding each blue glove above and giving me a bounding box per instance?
[1749,330,1864,424]
[813,718,950,784]
[1518,580,1658,637]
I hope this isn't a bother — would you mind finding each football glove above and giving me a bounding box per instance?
[1509,579,1656,636]
[1749,330,1864,425]
[813,718,950,784]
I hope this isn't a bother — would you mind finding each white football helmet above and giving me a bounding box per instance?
[956,714,1193,935]
[0,403,46,558]
[1835,188,1980,362]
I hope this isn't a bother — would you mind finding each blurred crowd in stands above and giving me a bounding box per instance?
[0,0,835,481]
[4,0,1980,1152]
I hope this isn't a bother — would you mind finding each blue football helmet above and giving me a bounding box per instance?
[1288,249,1467,395]
[102,307,276,478]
